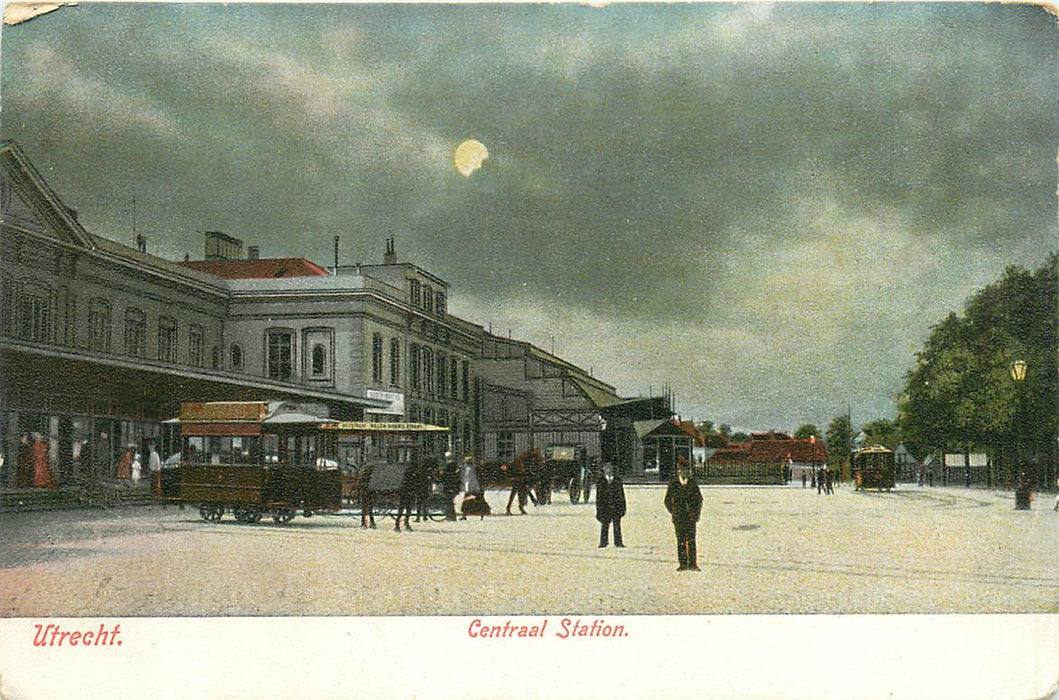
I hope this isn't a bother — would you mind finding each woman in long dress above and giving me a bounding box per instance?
[115,447,133,480]
[459,456,490,519]
[30,433,58,488]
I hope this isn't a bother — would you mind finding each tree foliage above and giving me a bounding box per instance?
[897,255,1057,458]
[793,424,821,440]
[826,414,853,468]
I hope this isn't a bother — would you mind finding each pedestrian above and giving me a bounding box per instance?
[664,457,703,571]
[30,432,58,488]
[801,472,807,488]
[148,441,162,488]
[824,468,834,495]
[131,451,142,484]
[595,463,626,548]
[459,455,490,519]
[413,458,436,523]
[583,457,601,504]
[115,446,134,480]
[1053,477,1059,512]
[504,455,530,515]
[928,468,934,487]
[394,462,418,532]
[536,457,553,506]
[441,453,460,521]
[360,461,377,529]
[16,433,33,488]
[817,469,824,494]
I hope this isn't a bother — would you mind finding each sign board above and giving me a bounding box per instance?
[366,390,405,416]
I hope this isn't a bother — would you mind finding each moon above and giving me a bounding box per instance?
[454,139,488,177]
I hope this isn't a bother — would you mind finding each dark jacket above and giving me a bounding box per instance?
[441,460,461,495]
[595,475,627,522]
[664,476,703,525]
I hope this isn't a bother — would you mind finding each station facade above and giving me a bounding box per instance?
[1,141,667,491]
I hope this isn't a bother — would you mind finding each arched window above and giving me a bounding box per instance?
[312,343,327,376]
[230,344,244,371]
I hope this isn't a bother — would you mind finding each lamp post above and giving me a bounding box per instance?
[1010,360,1030,510]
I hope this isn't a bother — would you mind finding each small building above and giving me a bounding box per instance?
[705,431,828,485]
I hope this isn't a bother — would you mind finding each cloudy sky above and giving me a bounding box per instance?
[2,2,1056,432]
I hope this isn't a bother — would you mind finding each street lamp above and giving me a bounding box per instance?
[1011,359,1030,510]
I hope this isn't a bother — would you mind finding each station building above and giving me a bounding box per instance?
[0,140,670,494]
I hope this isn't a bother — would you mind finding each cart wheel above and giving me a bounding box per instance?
[272,509,296,524]
[233,507,257,523]
[199,504,224,522]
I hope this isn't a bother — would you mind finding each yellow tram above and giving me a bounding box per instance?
[852,445,897,491]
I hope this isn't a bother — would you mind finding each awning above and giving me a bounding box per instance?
[180,423,262,437]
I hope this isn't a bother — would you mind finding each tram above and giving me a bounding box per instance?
[156,401,344,523]
[852,445,896,491]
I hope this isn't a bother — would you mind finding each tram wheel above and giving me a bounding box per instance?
[234,508,263,524]
[199,505,224,522]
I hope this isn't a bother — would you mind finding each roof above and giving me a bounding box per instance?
[183,258,330,279]
[711,435,829,464]
[634,419,696,440]
[566,375,623,409]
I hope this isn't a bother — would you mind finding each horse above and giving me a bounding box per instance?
[503,447,544,515]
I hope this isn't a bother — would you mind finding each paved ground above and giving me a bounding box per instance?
[1,483,1057,616]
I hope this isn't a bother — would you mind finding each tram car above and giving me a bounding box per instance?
[156,401,343,523]
[852,445,896,491]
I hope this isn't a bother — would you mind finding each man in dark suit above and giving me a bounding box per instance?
[664,457,703,571]
[595,463,626,548]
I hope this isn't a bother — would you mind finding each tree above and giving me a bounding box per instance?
[860,418,900,449]
[826,414,853,478]
[897,255,1057,465]
[794,424,820,440]
[729,432,750,443]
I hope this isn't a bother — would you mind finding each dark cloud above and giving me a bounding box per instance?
[2,2,1055,430]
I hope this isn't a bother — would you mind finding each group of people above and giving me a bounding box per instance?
[352,450,707,572]
[358,453,492,532]
[10,433,58,489]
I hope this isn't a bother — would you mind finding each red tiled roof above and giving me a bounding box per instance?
[182,258,330,279]
[711,436,828,464]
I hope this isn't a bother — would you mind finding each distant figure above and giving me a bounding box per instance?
[395,463,418,532]
[817,470,824,495]
[504,459,529,515]
[664,457,703,571]
[131,451,142,484]
[801,472,807,489]
[595,463,626,548]
[115,446,134,480]
[360,462,377,529]
[16,434,33,488]
[441,453,460,521]
[460,456,490,519]
[583,457,602,504]
[414,458,436,523]
[30,433,58,488]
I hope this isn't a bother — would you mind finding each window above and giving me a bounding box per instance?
[437,351,447,398]
[230,344,244,372]
[497,432,515,461]
[211,346,220,369]
[410,279,421,306]
[423,347,435,396]
[266,329,293,379]
[389,338,401,386]
[88,298,111,352]
[18,286,53,343]
[188,324,204,367]
[124,308,146,357]
[158,317,178,362]
[372,333,383,384]
[409,343,421,392]
[462,361,470,403]
[423,286,434,313]
[312,343,327,376]
[450,358,459,401]
[435,291,446,316]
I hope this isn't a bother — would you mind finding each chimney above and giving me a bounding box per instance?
[247,246,260,260]
[383,237,397,265]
